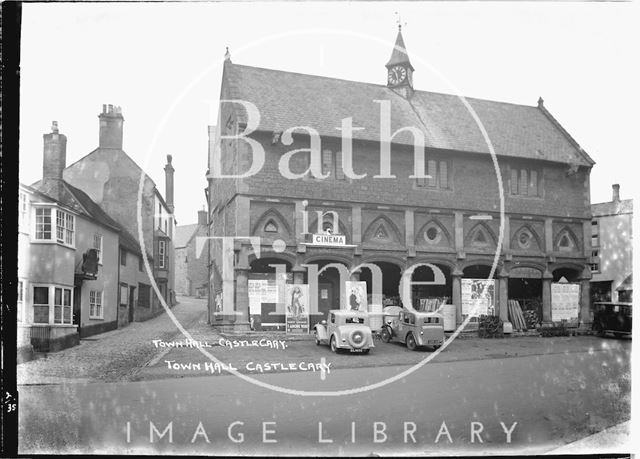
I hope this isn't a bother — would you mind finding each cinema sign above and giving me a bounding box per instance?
[311,233,346,246]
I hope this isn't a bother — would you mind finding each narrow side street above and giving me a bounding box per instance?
[17,296,207,384]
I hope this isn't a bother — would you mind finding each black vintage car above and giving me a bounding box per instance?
[592,302,632,338]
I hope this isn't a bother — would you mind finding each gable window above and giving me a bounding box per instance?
[158,240,166,269]
[264,220,278,233]
[90,290,103,319]
[511,167,541,197]
[417,160,450,189]
[93,233,103,263]
[120,248,127,266]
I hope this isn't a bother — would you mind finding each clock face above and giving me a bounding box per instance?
[388,65,407,85]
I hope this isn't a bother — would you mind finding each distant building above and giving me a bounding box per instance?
[174,210,209,297]
[58,104,176,319]
[590,184,633,303]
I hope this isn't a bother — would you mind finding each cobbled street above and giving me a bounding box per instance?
[17,296,207,384]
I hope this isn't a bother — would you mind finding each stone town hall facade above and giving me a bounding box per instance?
[206,29,594,331]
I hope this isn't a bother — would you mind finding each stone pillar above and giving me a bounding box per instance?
[497,270,509,322]
[234,265,251,330]
[542,270,553,322]
[579,271,592,328]
[452,269,463,323]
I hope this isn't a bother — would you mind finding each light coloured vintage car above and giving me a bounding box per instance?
[314,309,375,354]
[380,307,445,351]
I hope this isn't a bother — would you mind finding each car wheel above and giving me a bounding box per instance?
[432,344,442,351]
[362,349,370,355]
[380,327,392,343]
[406,333,417,351]
[330,336,338,353]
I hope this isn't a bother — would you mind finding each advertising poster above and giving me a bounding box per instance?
[461,278,495,316]
[345,281,368,311]
[285,284,309,334]
[551,283,581,321]
[248,279,265,315]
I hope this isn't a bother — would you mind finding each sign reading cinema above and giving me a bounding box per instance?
[312,234,346,246]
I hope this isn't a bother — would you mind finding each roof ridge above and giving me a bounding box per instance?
[230,62,545,110]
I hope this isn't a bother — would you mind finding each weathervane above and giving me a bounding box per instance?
[394,11,407,31]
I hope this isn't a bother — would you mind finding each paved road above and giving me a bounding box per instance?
[18,344,630,456]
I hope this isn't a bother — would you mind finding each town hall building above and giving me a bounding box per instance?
[206,28,595,332]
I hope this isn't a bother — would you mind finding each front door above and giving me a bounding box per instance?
[73,287,82,333]
[128,286,136,322]
[314,282,333,328]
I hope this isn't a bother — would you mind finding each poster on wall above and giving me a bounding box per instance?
[248,279,265,315]
[345,281,368,311]
[461,278,495,316]
[551,282,580,321]
[285,284,309,334]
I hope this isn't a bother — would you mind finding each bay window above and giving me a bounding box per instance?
[32,285,73,325]
[34,206,75,246]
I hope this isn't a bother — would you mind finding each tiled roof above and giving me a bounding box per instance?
[32,179,153,259]
[591,199,633,217]
[224,63,594,167]
[175,224,199,248]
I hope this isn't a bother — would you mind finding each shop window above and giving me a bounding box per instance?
[90,290,103,319]
[264,220,278,233]
[33,286,49,324]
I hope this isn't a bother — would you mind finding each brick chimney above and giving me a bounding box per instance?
[43,121,67,180]
[164,154,175,213]
[612,184,620,202]
[98,104,124,149]
[198,209,208,226]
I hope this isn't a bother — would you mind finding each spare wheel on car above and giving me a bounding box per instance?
[349,330,366,348]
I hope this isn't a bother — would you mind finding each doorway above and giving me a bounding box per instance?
[128,286,136,323]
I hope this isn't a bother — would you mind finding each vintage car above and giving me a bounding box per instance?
[314,309,375,353]
[380,307,445,350]
[592,302,632,338]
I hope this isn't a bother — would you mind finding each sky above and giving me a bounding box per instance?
[19,1,640,226]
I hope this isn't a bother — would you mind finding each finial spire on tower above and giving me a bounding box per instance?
[224,47,231,63]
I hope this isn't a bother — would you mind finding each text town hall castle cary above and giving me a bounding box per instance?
[205,27,595,331]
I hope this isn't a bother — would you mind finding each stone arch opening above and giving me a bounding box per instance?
[508,266,544,328]
[409,263,452,311]
[358,261,402,307]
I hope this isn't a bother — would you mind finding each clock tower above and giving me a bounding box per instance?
[386,25,414,98]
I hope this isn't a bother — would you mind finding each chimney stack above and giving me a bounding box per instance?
[98,104,124,149]
[43,121,67,181]
[164,154,175,213]
[612,184,620,202]
[198,208,208,226]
